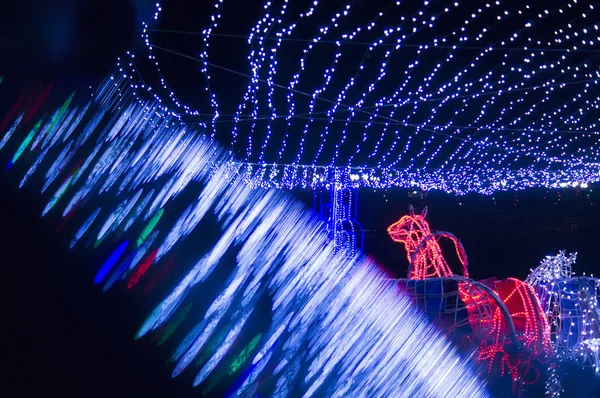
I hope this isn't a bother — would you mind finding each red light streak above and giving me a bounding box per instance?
[128,248,159,289]
[23,84,54,125]
[144,255,177,293]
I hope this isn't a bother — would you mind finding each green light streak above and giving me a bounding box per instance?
[229,333,262,375]
[155,302,193,345]
[200,333,263,396]
[12,120,42,164]
[137,208,164,246]
[193,328,229,367]
[93,236,106,249]
[44,92,75,138]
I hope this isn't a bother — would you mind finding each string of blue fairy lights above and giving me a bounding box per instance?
[110,0,600,194]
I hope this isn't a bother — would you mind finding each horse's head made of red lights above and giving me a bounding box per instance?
[387,205,430,257]
[387,206,468,279]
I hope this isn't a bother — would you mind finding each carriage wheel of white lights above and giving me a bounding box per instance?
[111,0,600,194]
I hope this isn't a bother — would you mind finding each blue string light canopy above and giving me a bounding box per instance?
[110,0,600,194]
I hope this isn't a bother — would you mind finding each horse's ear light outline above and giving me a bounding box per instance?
[422,206,428,219]
[408,204,415,216]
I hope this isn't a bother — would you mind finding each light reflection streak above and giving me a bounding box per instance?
[10,119,41,168]
[95,240,129,284]
[103,249,137,292]
[1,81,491,397]
[0,113,24,151]
[156,302,193,345]
[192,309,254,387]
[71,207,102,248]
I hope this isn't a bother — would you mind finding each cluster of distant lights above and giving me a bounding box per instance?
[106,0,600,193]
[0,83,490,397]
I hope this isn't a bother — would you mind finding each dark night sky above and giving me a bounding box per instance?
[2,1,600,397]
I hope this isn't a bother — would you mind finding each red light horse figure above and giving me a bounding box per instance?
[387,206,469,279]
[388,206,551,394]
